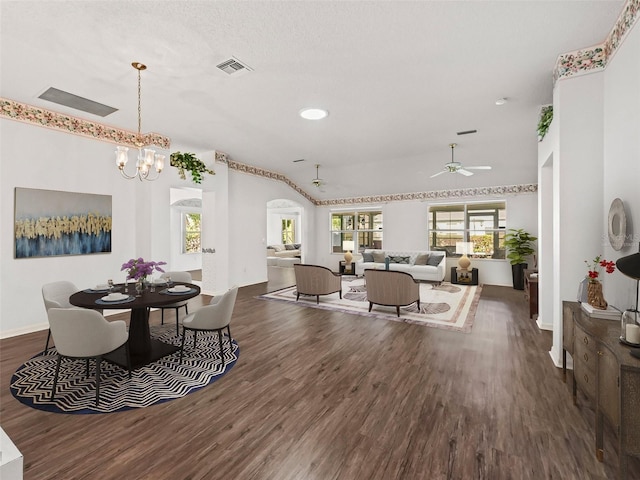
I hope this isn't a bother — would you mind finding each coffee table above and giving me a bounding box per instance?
[69,283,200,369]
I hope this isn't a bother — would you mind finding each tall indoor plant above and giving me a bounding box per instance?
[504,228,537,290]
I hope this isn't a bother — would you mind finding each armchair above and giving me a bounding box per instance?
[293,264,342,304]
[364,269,420,317]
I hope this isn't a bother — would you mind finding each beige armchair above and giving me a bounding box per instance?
[293,264,342,304]
[364,269,420,317]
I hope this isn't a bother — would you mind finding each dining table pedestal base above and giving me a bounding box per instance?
[106,306,179,370]
[106,338,179,371]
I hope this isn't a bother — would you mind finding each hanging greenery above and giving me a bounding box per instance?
[537,105,553,141]
[169,152,215,184]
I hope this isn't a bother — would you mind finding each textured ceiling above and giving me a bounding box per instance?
[0,0,626,200]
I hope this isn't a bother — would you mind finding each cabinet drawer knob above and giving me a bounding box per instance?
[583,337,589,345]
[584,374,589,383]
[584,353,589,362]
[597,351,603,356]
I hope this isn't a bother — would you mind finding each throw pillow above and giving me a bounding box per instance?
[414,253,430,265]
[362,252,374,262]
[372,251,386,263]
[293,243,301,249]
[426,255,444,266]
[272,244,285,252]
[389,255,410,264]
[284,244,295,250]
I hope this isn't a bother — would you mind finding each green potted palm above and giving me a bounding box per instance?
[504,228,537,290]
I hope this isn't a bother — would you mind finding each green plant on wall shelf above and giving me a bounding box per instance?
[169,151,215,184]
[537,105,553,141]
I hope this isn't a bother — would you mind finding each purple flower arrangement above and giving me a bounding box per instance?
[121,257,167,281]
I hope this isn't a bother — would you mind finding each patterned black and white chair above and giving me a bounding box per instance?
[48,307,131,406]
[150,271,193,334]
[179,286,238,367]
[41,281,78,355]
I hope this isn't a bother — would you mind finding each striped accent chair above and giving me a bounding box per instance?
[293,264,342,304]
[364,269,420,317]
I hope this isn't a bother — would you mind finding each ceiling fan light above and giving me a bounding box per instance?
[300,108,328,120]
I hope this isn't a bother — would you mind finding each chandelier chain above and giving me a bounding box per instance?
[137,67,142,141]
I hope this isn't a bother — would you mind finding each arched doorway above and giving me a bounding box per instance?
[266,199,304,273]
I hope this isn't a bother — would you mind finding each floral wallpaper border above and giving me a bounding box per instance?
[0,97,171,149]
[554,0,639,82]
[216,155,537,206]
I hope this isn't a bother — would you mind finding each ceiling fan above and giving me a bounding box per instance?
[430,143,492,178]
[312,164,326,189]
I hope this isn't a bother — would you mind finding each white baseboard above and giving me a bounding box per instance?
[0,322,48,340]
[536,315,553,331]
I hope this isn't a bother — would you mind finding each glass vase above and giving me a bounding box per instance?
[135,279,144,297]
[621,309,640,344]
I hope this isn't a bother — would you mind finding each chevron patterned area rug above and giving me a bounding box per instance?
[10,325,239,414]
[260,277,481,333]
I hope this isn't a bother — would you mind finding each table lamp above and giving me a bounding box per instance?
[343,240,355,264]
[616,244,640,344]
[456,242,473,269]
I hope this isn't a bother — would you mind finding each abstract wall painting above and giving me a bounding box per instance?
[14,187,112,258]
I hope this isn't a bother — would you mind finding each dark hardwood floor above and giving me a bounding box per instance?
[1,268,638,479]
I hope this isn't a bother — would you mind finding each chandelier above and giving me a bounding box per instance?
[114,62,164,181]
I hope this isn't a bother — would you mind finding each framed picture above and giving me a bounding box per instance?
[14,187,112,258]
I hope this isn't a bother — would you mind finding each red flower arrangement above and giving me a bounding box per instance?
[585,255,615,280]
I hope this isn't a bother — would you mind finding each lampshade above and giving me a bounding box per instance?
[343,241,355,252]
[617,253,640,280]
[456,242,474,255]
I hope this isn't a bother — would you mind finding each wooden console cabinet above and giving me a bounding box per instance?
[563,301,640,479]
[524,269,538,319]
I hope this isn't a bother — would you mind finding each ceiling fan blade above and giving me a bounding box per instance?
[458,169,474,176]
[430,170,446,178]
[465,165,492,170]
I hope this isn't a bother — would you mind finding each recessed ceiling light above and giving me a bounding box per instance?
[495,98,507,106]
[299,108,329,120]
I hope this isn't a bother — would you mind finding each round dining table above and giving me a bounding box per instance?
[69,282,201,369]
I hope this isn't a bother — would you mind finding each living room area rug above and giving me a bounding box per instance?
[260,277,481,333]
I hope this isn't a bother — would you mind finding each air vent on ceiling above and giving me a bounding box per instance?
[293,159,305,163]
[38,87,118,117]
[457,129,477,135]
[216,57,252,76]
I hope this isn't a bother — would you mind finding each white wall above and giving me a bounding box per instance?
[1,121,139,336]
[602,21,640,311]
[544,71,604,365]
[228,171,315,288]
[313,194,537,286]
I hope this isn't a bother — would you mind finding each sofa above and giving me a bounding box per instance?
[355,249,446,283]
[266,243,301,258]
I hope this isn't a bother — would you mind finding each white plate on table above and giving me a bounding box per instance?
[101,293,129,302]
[168,286,190,293]
[95,284,110,290]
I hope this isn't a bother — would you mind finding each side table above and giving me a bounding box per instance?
[524,269,538,319]
[451,267,479,285]
[339,261,355,275]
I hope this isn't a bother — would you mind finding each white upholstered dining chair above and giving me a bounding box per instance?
[179,285,238,367]
[41,281,78,355]
[150,271,193,335]
[48,307,131,406]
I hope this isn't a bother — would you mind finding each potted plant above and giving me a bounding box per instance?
[504,228,537,290]
[170,151,215,184]
[537,105,553,141]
